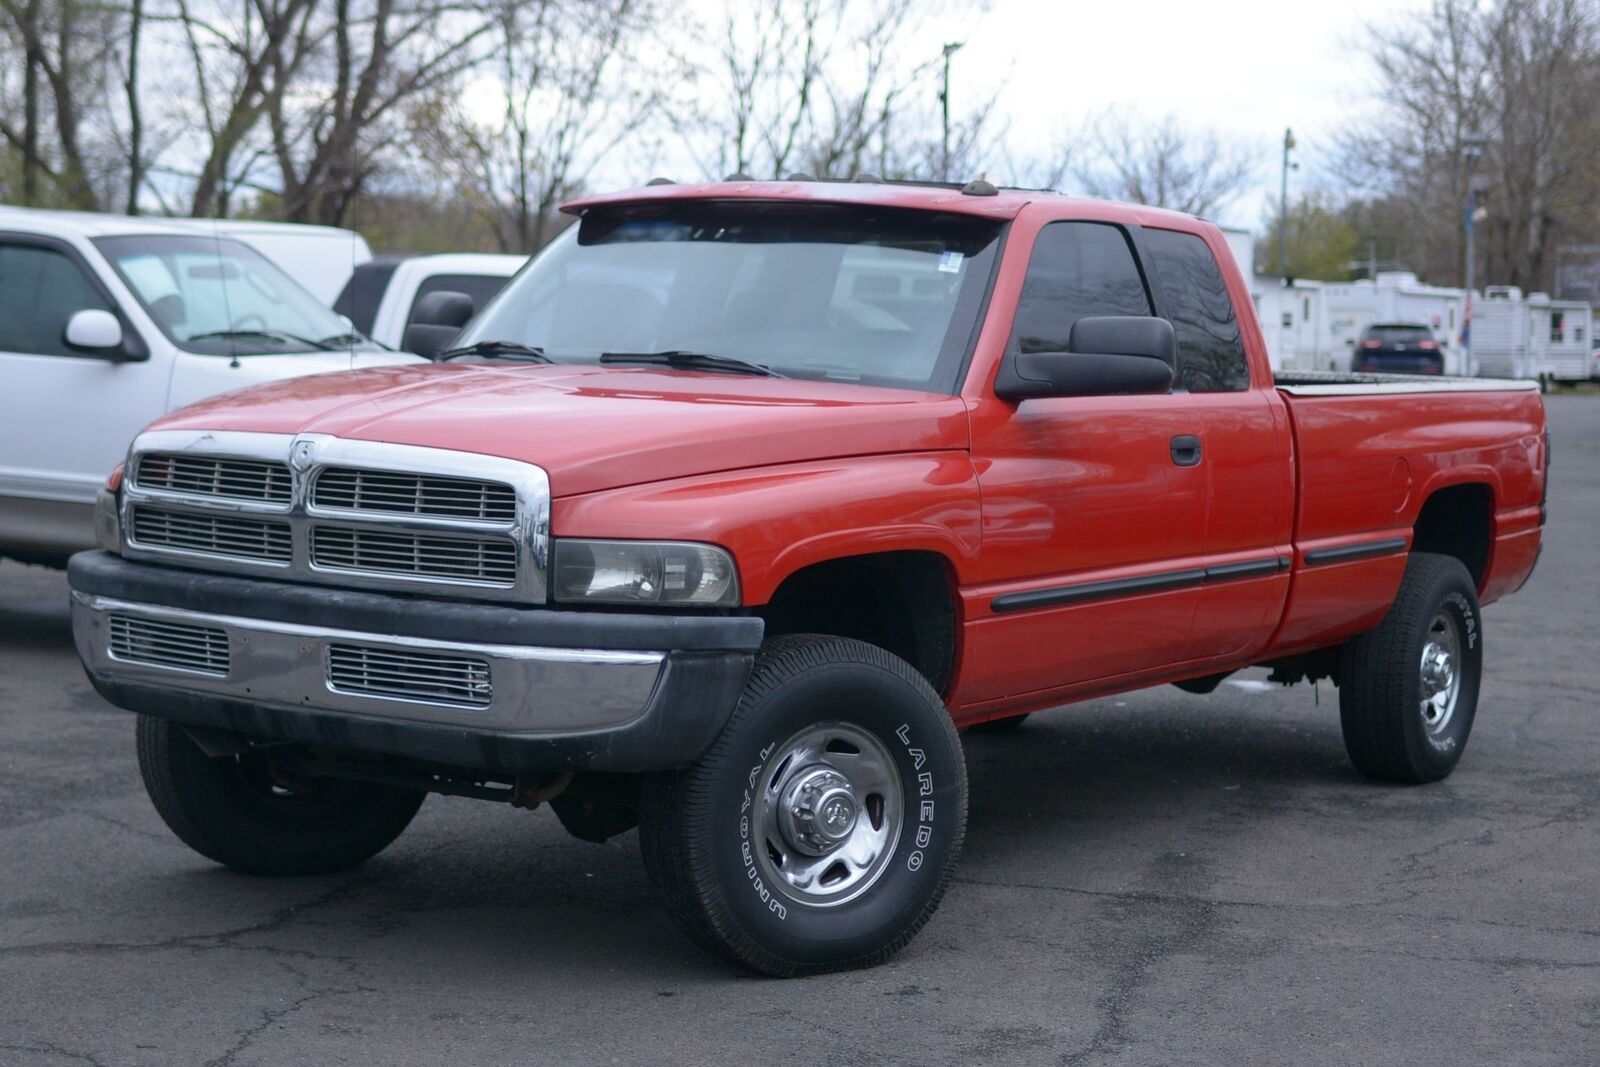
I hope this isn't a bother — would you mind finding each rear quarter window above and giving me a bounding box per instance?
[1144,229,1250,392]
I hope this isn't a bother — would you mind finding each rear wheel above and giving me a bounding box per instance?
[640,635,967,976]
[1339,553,1483,783]
[137,716,425,876]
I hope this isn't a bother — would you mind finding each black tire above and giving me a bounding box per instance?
[1339,552,1483,784]
[640,635,967,976]
[966,713,1029,734]
[136,716,425,876]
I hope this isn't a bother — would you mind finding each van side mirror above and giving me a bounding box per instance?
[402,290,474,359]
[994,316,1176,401]
[64,308,141,361]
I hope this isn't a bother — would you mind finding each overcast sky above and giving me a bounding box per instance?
[880,0,1416,232]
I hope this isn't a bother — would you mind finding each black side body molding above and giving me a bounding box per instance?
[989,554,1288,615]
[1302,538,1409,567]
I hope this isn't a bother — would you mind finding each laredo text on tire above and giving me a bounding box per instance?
[640,635,968,976]
[136,715,426,876]
[1339,552,1484,784]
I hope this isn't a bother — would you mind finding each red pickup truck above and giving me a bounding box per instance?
[69,180,1547,976]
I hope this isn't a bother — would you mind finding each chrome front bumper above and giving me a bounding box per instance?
[68,551,763,773]
[72,593,666,734]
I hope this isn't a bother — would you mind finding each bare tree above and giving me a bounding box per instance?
[1341,0,1600,289]
[432,0,661,252]
[264,0,498,225]
[1063,110,1257,217]
[672,0,999,183]
[0,0,114,207]
[121,0,144,213]
[163,0,322,217]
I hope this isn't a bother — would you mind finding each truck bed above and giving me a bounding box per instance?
[1263,370,1545,657]
[1273,368,1543,394]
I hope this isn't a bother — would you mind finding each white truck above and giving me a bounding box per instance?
[0,206,420,566]
[332,253,525,351]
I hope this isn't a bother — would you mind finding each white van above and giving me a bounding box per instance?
[0,206,420,565]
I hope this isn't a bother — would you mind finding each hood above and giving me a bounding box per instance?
[165,349,424,412]
[148,363,971,497]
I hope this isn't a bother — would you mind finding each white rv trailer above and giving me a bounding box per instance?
[1321,273,1469,375]
[1473,287,1596,384]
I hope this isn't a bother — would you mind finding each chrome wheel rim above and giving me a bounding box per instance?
[754,722,902,907]
[1418,609,1462,737]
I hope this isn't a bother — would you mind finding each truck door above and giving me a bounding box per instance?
[1140,228,1293,664]
[0,235,166,556]
[961,220,1209,706]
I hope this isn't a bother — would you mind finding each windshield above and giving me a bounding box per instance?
[93,234,361,355]
[1367,324,1433,345]
[456,202,1004,392]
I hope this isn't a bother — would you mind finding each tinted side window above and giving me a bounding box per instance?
[0,243,113,357]
[407,273,515,325]
[1012,222,1151,353]
[334,261,400,335]
[1143,229,1249,392]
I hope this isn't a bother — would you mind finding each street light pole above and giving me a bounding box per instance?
[1462,132,1487,372]
[940,42,963,181]
[1277,127,1295,277]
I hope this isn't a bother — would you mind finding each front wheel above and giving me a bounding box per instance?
[640,635,967,976]
[1339,552,1483,783]
[137,716,425,876]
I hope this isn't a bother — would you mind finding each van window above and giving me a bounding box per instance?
[0,242,113,357]
[1012,222,1151,353]
[1144,229,1250,392]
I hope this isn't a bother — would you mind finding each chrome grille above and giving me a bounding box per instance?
[119,431,549,602]
[108,614,229,676]
[130,506,293,563]
[313,468,516,522]
[311,526,517,584]
[326,643,492,707]
[136,454,292,504]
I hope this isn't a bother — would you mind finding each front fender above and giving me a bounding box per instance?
[550,452,982,605]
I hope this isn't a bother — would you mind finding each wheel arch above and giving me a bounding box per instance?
[1411,481,1494,590]
[756,549,961,698]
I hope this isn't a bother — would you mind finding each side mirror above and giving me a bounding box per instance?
[995,316,1176,401]
[64,308,125,354]
[402,290,474,359]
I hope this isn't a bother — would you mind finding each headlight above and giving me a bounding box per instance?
[94,464,124,554]
[552,539,739,606]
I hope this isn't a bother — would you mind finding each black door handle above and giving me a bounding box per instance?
[1170,434,1203,467]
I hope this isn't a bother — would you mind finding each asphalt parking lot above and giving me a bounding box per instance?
[1,395,1596,1066]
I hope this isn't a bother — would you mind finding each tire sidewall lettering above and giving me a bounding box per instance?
[714,665,960,954]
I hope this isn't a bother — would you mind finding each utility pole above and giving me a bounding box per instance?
[1462,132,1487,370]
[940,42,964,181]
[1277,127,1295,277]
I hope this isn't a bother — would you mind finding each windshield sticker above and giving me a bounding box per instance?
[938,251,964,273]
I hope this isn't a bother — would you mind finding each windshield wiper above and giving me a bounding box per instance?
[316,331,380,349]
[599,350,784,377]
[436,340,552,363]
[187,328,338,351]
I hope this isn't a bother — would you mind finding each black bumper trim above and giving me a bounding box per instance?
[84,651,753,773]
